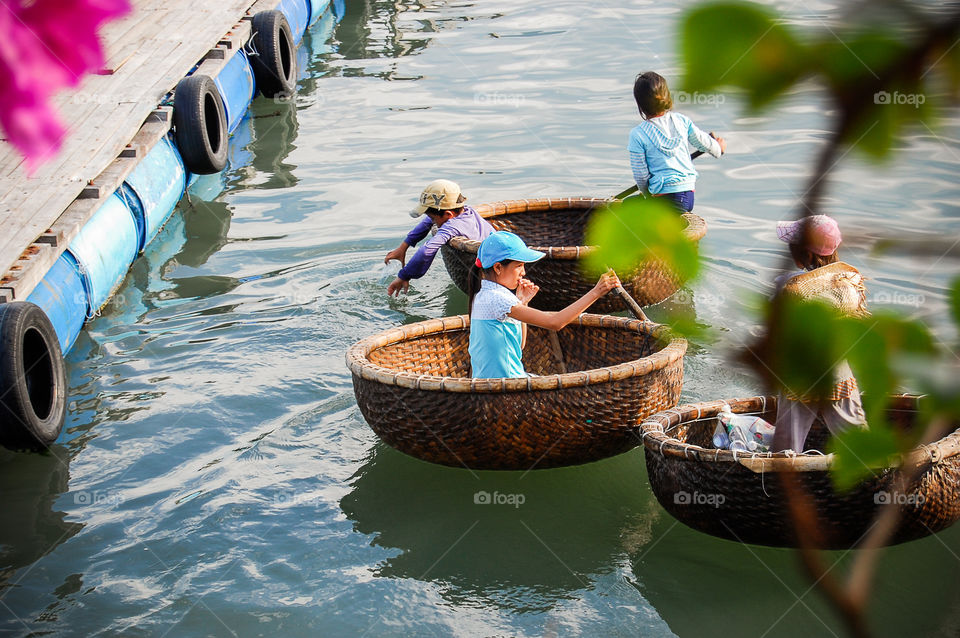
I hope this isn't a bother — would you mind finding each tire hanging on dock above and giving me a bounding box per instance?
[173,74,229,175]
[250,10,297,98]
[0,302,67,451]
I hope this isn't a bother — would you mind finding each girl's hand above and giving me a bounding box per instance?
[710,131,727,155]
[516,278,539,305]
[593,271,621,296]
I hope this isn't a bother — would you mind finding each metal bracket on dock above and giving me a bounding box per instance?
[202,21,252,67]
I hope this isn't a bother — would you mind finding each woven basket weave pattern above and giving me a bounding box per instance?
[348,314,686,470]
[640,396,960,548]
[441,198,707,311]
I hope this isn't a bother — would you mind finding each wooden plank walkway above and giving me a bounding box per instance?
[0,0,263,285]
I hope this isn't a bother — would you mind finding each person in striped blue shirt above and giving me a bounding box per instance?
[628,72,726,212]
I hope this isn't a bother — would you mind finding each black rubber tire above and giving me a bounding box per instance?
[0,302,67,451]
[173,74,228,175]
[250,10,297,98]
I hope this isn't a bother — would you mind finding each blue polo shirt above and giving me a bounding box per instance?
[468,280,526,379]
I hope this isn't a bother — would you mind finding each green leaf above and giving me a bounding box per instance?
[583,197,699,282]
[680,2,805,109]
[765,296,852,401]
[847,94,899,159]
[828,424,901,490]
[815,31,906,89]
[840,319,893,426]
[844,312,936,423]
[662,311,716,344]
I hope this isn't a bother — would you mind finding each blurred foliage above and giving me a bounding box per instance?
[584,197,699,281]
[682,3,805,109]
[747,292,951,488]
[684,1,960,487]
[584,198,707,340]
[593,1,959,491]
[680,1,958,159]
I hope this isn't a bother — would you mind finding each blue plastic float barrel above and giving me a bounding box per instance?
[26,252,87,354]
[214,50,256,135]
[308,0,331,26]
[280,0,310,44]
[125,136,187,248]
[67,191,139,316]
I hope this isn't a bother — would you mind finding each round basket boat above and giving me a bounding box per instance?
[347,314,686,470]
[640,395,960,549]
[440,197,707,311]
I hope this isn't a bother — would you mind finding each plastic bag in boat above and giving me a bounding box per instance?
[712,404,776,452]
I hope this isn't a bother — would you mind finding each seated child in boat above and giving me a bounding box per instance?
[467,231,620,379]
[628,71,726,212]
[385,179,494,296]
[771,215,868,452]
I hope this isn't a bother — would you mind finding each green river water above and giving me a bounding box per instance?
[2,1,959,636]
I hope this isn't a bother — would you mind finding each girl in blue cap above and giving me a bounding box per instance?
[467,231,620,378]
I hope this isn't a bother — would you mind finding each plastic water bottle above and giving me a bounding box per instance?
[714,404,776,452]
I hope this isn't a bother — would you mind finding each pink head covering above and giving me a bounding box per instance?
[776,215,842,256]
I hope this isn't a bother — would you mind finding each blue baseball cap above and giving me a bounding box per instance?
[477,231,545,268]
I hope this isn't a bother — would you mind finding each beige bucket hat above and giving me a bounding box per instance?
[409,179,466,217]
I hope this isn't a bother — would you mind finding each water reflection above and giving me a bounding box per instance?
[0,449,83,594]
[248,101,301,190]
[335,0,432,67]
[340,443,661,612]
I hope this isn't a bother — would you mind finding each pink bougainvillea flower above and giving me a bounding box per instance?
[0,0,131,174]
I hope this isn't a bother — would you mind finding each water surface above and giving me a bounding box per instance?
[2,1,959,636]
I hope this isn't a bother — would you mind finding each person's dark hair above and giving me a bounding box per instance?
[789,242,839,270]
[466,258,513,311]
[633,71,673,119]
[424,194,467,217]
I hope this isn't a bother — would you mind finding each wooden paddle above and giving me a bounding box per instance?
[613,283,649,322]
[606,268,649,322]
[614,133,717,200]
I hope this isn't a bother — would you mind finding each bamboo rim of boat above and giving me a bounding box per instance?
[639,395,960,474]
[447,197,708,260]
[345,313,687,394]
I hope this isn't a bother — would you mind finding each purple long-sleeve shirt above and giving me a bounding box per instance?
[398,206,493,281]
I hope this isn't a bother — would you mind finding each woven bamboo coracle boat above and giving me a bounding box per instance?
[440,197,707,312]
[347,314,686,470]
[640,395,960,549]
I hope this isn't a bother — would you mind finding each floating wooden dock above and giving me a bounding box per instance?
[0,0,294,303]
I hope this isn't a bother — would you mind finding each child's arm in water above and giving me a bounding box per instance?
[508,272,620,331]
